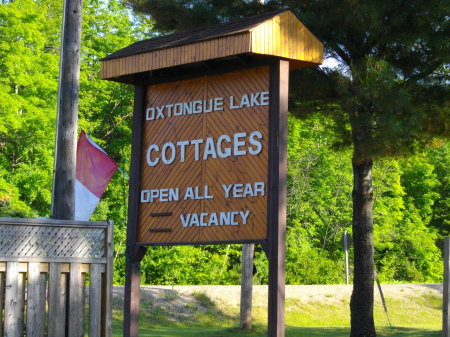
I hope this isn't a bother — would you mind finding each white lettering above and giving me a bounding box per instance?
[233,132,247,156]
[177,140,189,162]
[181,214,191,227]
[231,211,239,225]
[240,94,250,108]
[146,108,155,120]
[161,142,176,165]
[180,210,252,227]
[250,92,261,106]
[222,184,233,198]
[220,212,231,226]
[240,210,250,224]
[140,188,179,203]
[260,91,269,105]
[254,182,265,196]
[146,92,269,122]
[184,187,194,200]
[248,131,263,155]
[200,213,208,226]
[146,144,159,166]
[191,139,203,161]
[217,134,231,158]
[214,97,224,111]
[209,212,218,226]
[203,137,217,160]
[233,184,244,198]
[156,106,165,119]
[145,130,264,167]
[229,95,239,109]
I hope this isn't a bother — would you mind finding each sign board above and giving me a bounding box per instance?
[138,66,270,245]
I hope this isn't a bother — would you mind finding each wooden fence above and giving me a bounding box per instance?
[0,217,113,337]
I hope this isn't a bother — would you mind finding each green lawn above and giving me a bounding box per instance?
[113,326,440,337]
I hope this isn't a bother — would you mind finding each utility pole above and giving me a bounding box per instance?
[51,0,83,220]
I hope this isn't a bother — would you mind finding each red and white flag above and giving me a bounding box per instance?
[75,130,117,221]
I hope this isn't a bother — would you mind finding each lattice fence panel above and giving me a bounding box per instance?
[0,225,105,258]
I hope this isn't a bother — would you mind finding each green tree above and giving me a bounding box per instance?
[78,0,154,283]
[286,114,352,284]
[0,0,61,216]
[427,141,450,238]
[124,2,449,336]
[373,158,442,282]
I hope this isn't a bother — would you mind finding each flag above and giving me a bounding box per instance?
[75,130,117,221]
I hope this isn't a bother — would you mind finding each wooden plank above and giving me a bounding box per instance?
[68,263,84,337]
[0,272,4,337]
[138,66,269,244]
[443,237,450,337]
[26,262,45,337]
[0,261,96,273]
[0,217,108,228]
[82,272,87,336]
[101,220,114,337]
[0,256,106,264]
[17,271,25,336]
[48,263,67,336]
[4,262,22,337]
[39,272,47,334]
[89,264,102,337]
[100,12,324,82]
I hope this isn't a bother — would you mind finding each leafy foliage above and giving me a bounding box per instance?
[0,0,448,289]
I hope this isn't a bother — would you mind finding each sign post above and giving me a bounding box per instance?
[266,60,289,336]
[101,9,323,337]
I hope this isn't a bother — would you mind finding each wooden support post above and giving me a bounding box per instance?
[443,237,450,337]
[51,0,83,220]
[240,243,255,331]
[124,83,146,337]
[102,220,114,337]
[344,231,350,285]
[267,60,289,337]
[124,247,147,337]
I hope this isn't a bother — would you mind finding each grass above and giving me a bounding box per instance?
[111,287,442,337]
[113,326,441,337]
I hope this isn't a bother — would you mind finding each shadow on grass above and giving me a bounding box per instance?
[113,326,440,337]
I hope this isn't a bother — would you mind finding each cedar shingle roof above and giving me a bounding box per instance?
[102,9,288,61]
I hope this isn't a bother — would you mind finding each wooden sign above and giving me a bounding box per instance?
[101,9,323,337]
[138,66,269,245]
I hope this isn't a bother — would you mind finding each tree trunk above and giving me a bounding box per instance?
[349,106,376,337]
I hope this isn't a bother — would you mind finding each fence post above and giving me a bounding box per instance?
[443,237,450,337]
[240,243,254,331]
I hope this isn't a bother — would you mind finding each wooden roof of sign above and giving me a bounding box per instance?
[101,9,323,83]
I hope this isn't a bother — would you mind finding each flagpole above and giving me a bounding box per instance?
[51,0,83,220]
